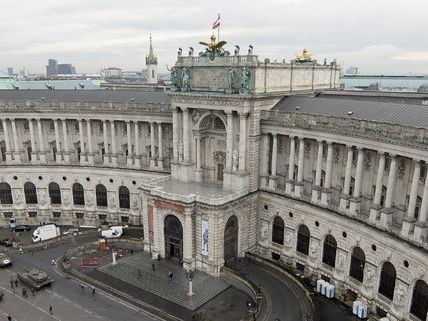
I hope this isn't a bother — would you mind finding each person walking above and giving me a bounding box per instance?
[49,305,53,315]
[80,283,85,294]
[9,278,14,289]
[14,279,18,288]
[168,271,174,280]
[138,269,142,278]
[152,263,156,272]
[7,314,12,321]
[22,287,27,298]
[92,287,96,296]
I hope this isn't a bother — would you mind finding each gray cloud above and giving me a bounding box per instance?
[1,0,427,74]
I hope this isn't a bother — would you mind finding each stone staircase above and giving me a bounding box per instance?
[100,261,230,310]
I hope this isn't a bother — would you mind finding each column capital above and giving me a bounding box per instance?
[389,153,397,159]
[157,121,162,125]
[413,159,421,166]
[225,110,234,116]
[378,151,385,156]
[10,118,16,122]
[346,144,353,149]
[238,111,248,118]
[356,146,364,151]
[298,136,305,141]
[271,132,277,137]
[316,138,324,144]
[182,107,189,112]
[125,120,131,124]
[325,140,332,145]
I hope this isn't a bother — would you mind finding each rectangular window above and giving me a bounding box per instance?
[321,275,331,283]
[98,214,107,221]
[75,212,84,219]
[121,216,129,223]
[28,211,37,218]
[271,252,280,261]
[3,212,13,218]
[296,263,305,272]
[53,211,61,218]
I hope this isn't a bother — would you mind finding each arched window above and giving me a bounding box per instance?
[349,247,365,282]
[119,186,130,209]
[0,183,13,204]
[48,182,61,205]
[24,182,38,204]
[72,183,85,206]
[322,234,337,267]
[410,280,428,320]
[296,225,310,255]
[378,262,396,300]
[96,184,108,207]
[272,216,284,245]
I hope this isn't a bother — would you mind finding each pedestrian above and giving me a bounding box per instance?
[92,287,96,296]
[49,305,53,314]
[157,254,161,261]
[152,263,156,272]
[130,249,134,256]
[138,269,142,278]
[22,287,27,298]
[31,288,35,296]
[9,278,14,289]
[7,314,11,321]
[168,271,173,280]
[80,283,85,294]
[14,279,18,287]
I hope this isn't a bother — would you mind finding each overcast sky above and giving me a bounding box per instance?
[1,0,427,75]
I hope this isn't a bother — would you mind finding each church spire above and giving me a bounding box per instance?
[146,34,157,65]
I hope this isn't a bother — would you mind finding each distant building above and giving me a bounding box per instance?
[145,35,158,84]
[46,59,76,76]
[102,67,123,79]
[345,66,359,75]
[46,59,58,77]
[7,67,13,76]
[341,74,428,92]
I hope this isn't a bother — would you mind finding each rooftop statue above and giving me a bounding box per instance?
[199,34,230,60]
[295,48,313,63]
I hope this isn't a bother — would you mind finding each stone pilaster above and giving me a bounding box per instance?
[380,155,397,229]
[311,140,323,202]
[285,136,295,194]
[349,147,364,216]
[401,160,420,237]
[157,122,164,170]
[294,136,305,198]
[339,145,353,212]
[10,118,21,163]
[269,133,278,189]
[321,141,333,205]
[369,152,385,223]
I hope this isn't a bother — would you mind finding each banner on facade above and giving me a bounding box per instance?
[201,219,209,256]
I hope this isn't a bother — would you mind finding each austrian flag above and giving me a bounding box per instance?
[212,14,220,29]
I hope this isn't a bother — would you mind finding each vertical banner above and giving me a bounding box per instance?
[201,219,209,256]
[148,205,154,243]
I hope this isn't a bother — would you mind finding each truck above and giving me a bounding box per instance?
[101,225,127,238]
[32,224,61,243]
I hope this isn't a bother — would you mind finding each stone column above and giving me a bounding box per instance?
[37,118,47,163]
[225,111,234,172]
[369,152,385,223]
[62,119,70,163]
[311,140,323,202]
[28,119,38,163]
[195,136,202,182]
[183,107,190,163]
[110,120,117,166]
[285,136,296,194]
[295,137,305,197]
[238,112,247,172]
[10,119,21,163]
[150,122,156,169]
[157,122,164,170]
[340,145,353,212]
[102,120,109,165]
[269,133,278,189]
[401,160,420,237]
[1,119,12,163]
[349,147,364,216]
[134,121,141,168]
[380,155,397,229]
[78,119,85,164]
[172,109,178,161]
[183,208,195,271]
[321,142,333,206]
[126,121,133,166]
[86,119,94,165]
[260,133,270,188]
[53,119,62,163]
[414,172,428,242]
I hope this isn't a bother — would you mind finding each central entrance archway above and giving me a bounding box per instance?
[224,215,238,265]
[164,215,183,262]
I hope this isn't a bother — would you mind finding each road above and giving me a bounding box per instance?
[0,237,160,321]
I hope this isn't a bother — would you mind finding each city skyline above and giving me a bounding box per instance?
[1,0,428,74]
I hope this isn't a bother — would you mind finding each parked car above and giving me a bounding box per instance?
[0,253,12,267]
[13,225,31,232]
[63,228,79,235]
[0,239,12,247]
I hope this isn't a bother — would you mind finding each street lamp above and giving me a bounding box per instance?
[187,270,194,296]
[246,300,257,321]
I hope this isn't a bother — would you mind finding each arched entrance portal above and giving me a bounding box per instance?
[224,215,238,265]
[164,215,183,262]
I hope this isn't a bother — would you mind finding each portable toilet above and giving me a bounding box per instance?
[325,283,335,299]
[9,218,17,229]
[321,282,328,296]
[316,279,325,293]
[352,300,361,315]
[357,303,368,319]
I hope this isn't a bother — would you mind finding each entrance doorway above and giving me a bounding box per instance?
[224,215,238,265]
[164,215,183,262]
[217,163,224,181]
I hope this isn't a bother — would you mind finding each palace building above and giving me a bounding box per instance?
[0,41,427,321]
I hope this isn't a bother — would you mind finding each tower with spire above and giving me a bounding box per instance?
[145,34,158,84]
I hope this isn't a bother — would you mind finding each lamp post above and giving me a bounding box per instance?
[187,270,194,296]
[246,300,257,321]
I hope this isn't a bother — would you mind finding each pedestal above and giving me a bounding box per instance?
[13,152,21,163]
[134,155,141,168]
[149,158,156,170]
[320,188,332,206]
[55,152,63,164]
[63,151,70,164]
[87,153,94,165]
[111,154,118,166]
[127,155,134,166]
[285,180,294,194]
[79,152,86,165]
[194,169,203,183]
[260,175,269,189]
[269,176,278,190]
[5,152,12,164]
[103,154,110,166]
[339,195,349,212]
[157,158,164,171]
[413,221,428,243]
[400,216,416,238]
[369,205,381,223]
[294,182,304,198]
[348,198,361,216]
[172,162,195,183]
[380,207,394,230]
[39,152,47,164]
[311,186,321,203]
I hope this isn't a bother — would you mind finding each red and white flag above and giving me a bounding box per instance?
[212,14,220,29]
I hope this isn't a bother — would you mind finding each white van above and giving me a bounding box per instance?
[32,224,61,242]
